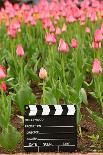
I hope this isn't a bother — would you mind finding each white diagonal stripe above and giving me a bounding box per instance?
[29,105,37,115]
[67,105,75,115]
[29,105,36,111]
[54,105,62,109]
[42,105,50,115]
[54,105,63,115]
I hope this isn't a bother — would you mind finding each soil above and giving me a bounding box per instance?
[0,84,103,154]
[78,95,103,153]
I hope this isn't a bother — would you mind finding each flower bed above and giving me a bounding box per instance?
[0,0,103,153]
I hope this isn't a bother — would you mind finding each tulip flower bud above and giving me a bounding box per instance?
[94,29,103,42]
[16,44,24,57]
[71,38,77,48]
[45,33,56,45]
[92,58,102,75]
[0,66,6,80]
[39,68,47,80]
[55,27,61,35]
[58,38,69,53]
[85,27,90,34]
[62,23,67,32]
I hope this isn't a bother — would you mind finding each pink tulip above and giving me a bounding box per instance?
[54,15,60,21]
[13,4,20,11]
[91,41,101,49]
[21,3,30,11]
[71,38,77,48]
[30,19,36,26]
[16,44,24,57]
[23,13,32,24]
[0,66,6,80]
[55,27,61,35]
[85,27,90,34]
[49,25,55,33]
[90,13,97,22]
[92,59,102,74]
[11,21,20,30]
[58,38,69,53]
[100,24,103,34]
[7,28,16,38]
[80,15,86,22]
[42,18,52,29]
[62,23,67,32]
[39,68,47,80]
[54,20,57,25]
[80,21,85,26]
[81,0,90,9]
[66,15,76,23]
[45,33,56,45]
[94,29,103,42]
[0,81,7,92]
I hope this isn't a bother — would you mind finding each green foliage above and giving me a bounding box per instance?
[0,92,21,151]
[15,84,36,114]
[0,95,11,129]
[87,108,103,146]
[87,108,103,129]
[0,125,21,151]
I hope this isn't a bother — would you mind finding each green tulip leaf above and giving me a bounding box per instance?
[87,108,103,129]
[0,125,21,151]
[15,84,36,114]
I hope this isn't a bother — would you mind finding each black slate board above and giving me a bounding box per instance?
[24,105,77,152]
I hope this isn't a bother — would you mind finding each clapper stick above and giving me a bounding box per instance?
[24,105,77,152]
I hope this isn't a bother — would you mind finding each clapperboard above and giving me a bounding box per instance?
[24,105,77,152]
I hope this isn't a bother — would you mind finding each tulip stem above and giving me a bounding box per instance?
[61,54,66,84]
[18,57,24,84]
[10,40,18,77]
[1,89,4,101]
[51,46,55,79]
[42,80,46,104]
[94,75,103,114]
